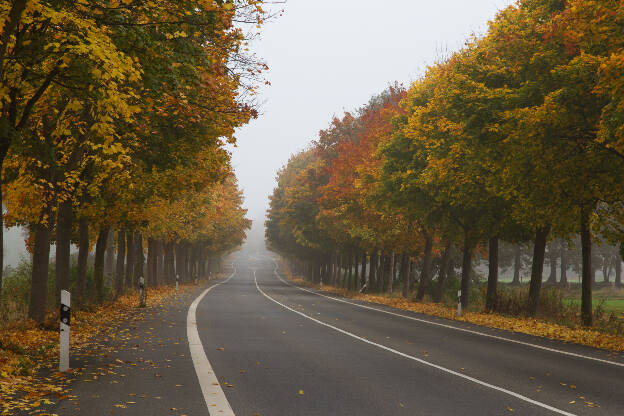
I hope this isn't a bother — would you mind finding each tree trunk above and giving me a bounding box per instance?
[28,220,52,323]
[416,235,433,300]
[460,233,473,310]
[134,232,143,282]
[183,243,190,281]
[353,252,360,291]
[379,254,387,292]
[165,242,174,284]
[400,253,409,298]
[547,242,557,284]
[527,226,550,317]
[146,238,153,286]
[125,229,135,288]
[55,198,72,300]
[0,186,3,303]
[435,241,452,303]
[370,250,378,291]
[512,245,521,285]
[615,255,622,287]
[175,243,183,281]
[189,245,196,281]
[114,230,125,297]
[76,216,89,303]
[485,237,499,311]
[388,251,395,294]
[163,241,170,284]
[559,240,568,286]
[347,252,353,290]
[93,226,109,304]
[580,208,593,327]
[361,252,367,289]
[104,230,115,288]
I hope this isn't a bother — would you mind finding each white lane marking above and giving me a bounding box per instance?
[253,270,576,416]
[188,267,237,416]
[268,258,624,368]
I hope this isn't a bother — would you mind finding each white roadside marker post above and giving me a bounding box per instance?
[59,290,71,372]
[457,290,462,317]
[176,274,179,292]
[139,277,146,307]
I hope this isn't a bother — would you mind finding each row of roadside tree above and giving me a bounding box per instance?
[0,0,265,322]
[266,0,624,326]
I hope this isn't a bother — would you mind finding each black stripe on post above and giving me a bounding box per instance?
[60,304,71,326]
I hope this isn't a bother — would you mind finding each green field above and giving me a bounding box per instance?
[564,296,624,317]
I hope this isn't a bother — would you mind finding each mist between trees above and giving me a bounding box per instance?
[0,1,272,323]
[266,0,624,330]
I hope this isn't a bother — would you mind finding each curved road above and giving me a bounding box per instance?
[192,248,624,416]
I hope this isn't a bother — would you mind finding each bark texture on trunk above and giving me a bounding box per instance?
[125,230,135,288]
[400,253,409,298]
[580,209,593,327]
[369,251,378,291]
[527,226,550,317]
[0,186,3,303]
[76,216,89,303]
[156,240,166,285]
[615,254,622,287]
[93,226,110,304]
[347,252,353,289]
[147,238,155,286]
[416,235,432,300]
[353,253,359,290]
[485,237,499,311]
[512,245,521,285]
[559,240,568,286]
[134,232,143,282]
[114,230,125,297]
[388,251,395,294]
[165,242,174,283]
[55,199,72,299]
[104,230,115,288]
[361,252,367,289]
[28,220,52,322]
[175,243,184,281]
[547,242,557,284]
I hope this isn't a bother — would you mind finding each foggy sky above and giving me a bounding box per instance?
[3,1,515,266]
[231,0,516,229]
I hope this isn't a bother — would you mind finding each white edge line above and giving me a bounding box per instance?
[268,257,624,368]
[254,269,576,416]
[188,266,237,416]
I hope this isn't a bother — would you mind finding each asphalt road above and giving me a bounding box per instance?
[196,247,624,416]
[42,245,624,415]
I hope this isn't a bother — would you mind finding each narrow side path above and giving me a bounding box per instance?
[19,281,222,416]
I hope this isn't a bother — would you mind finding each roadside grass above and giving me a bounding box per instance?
[281,264,624,353]
[0,279,211,415]
[563,287,624,317]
